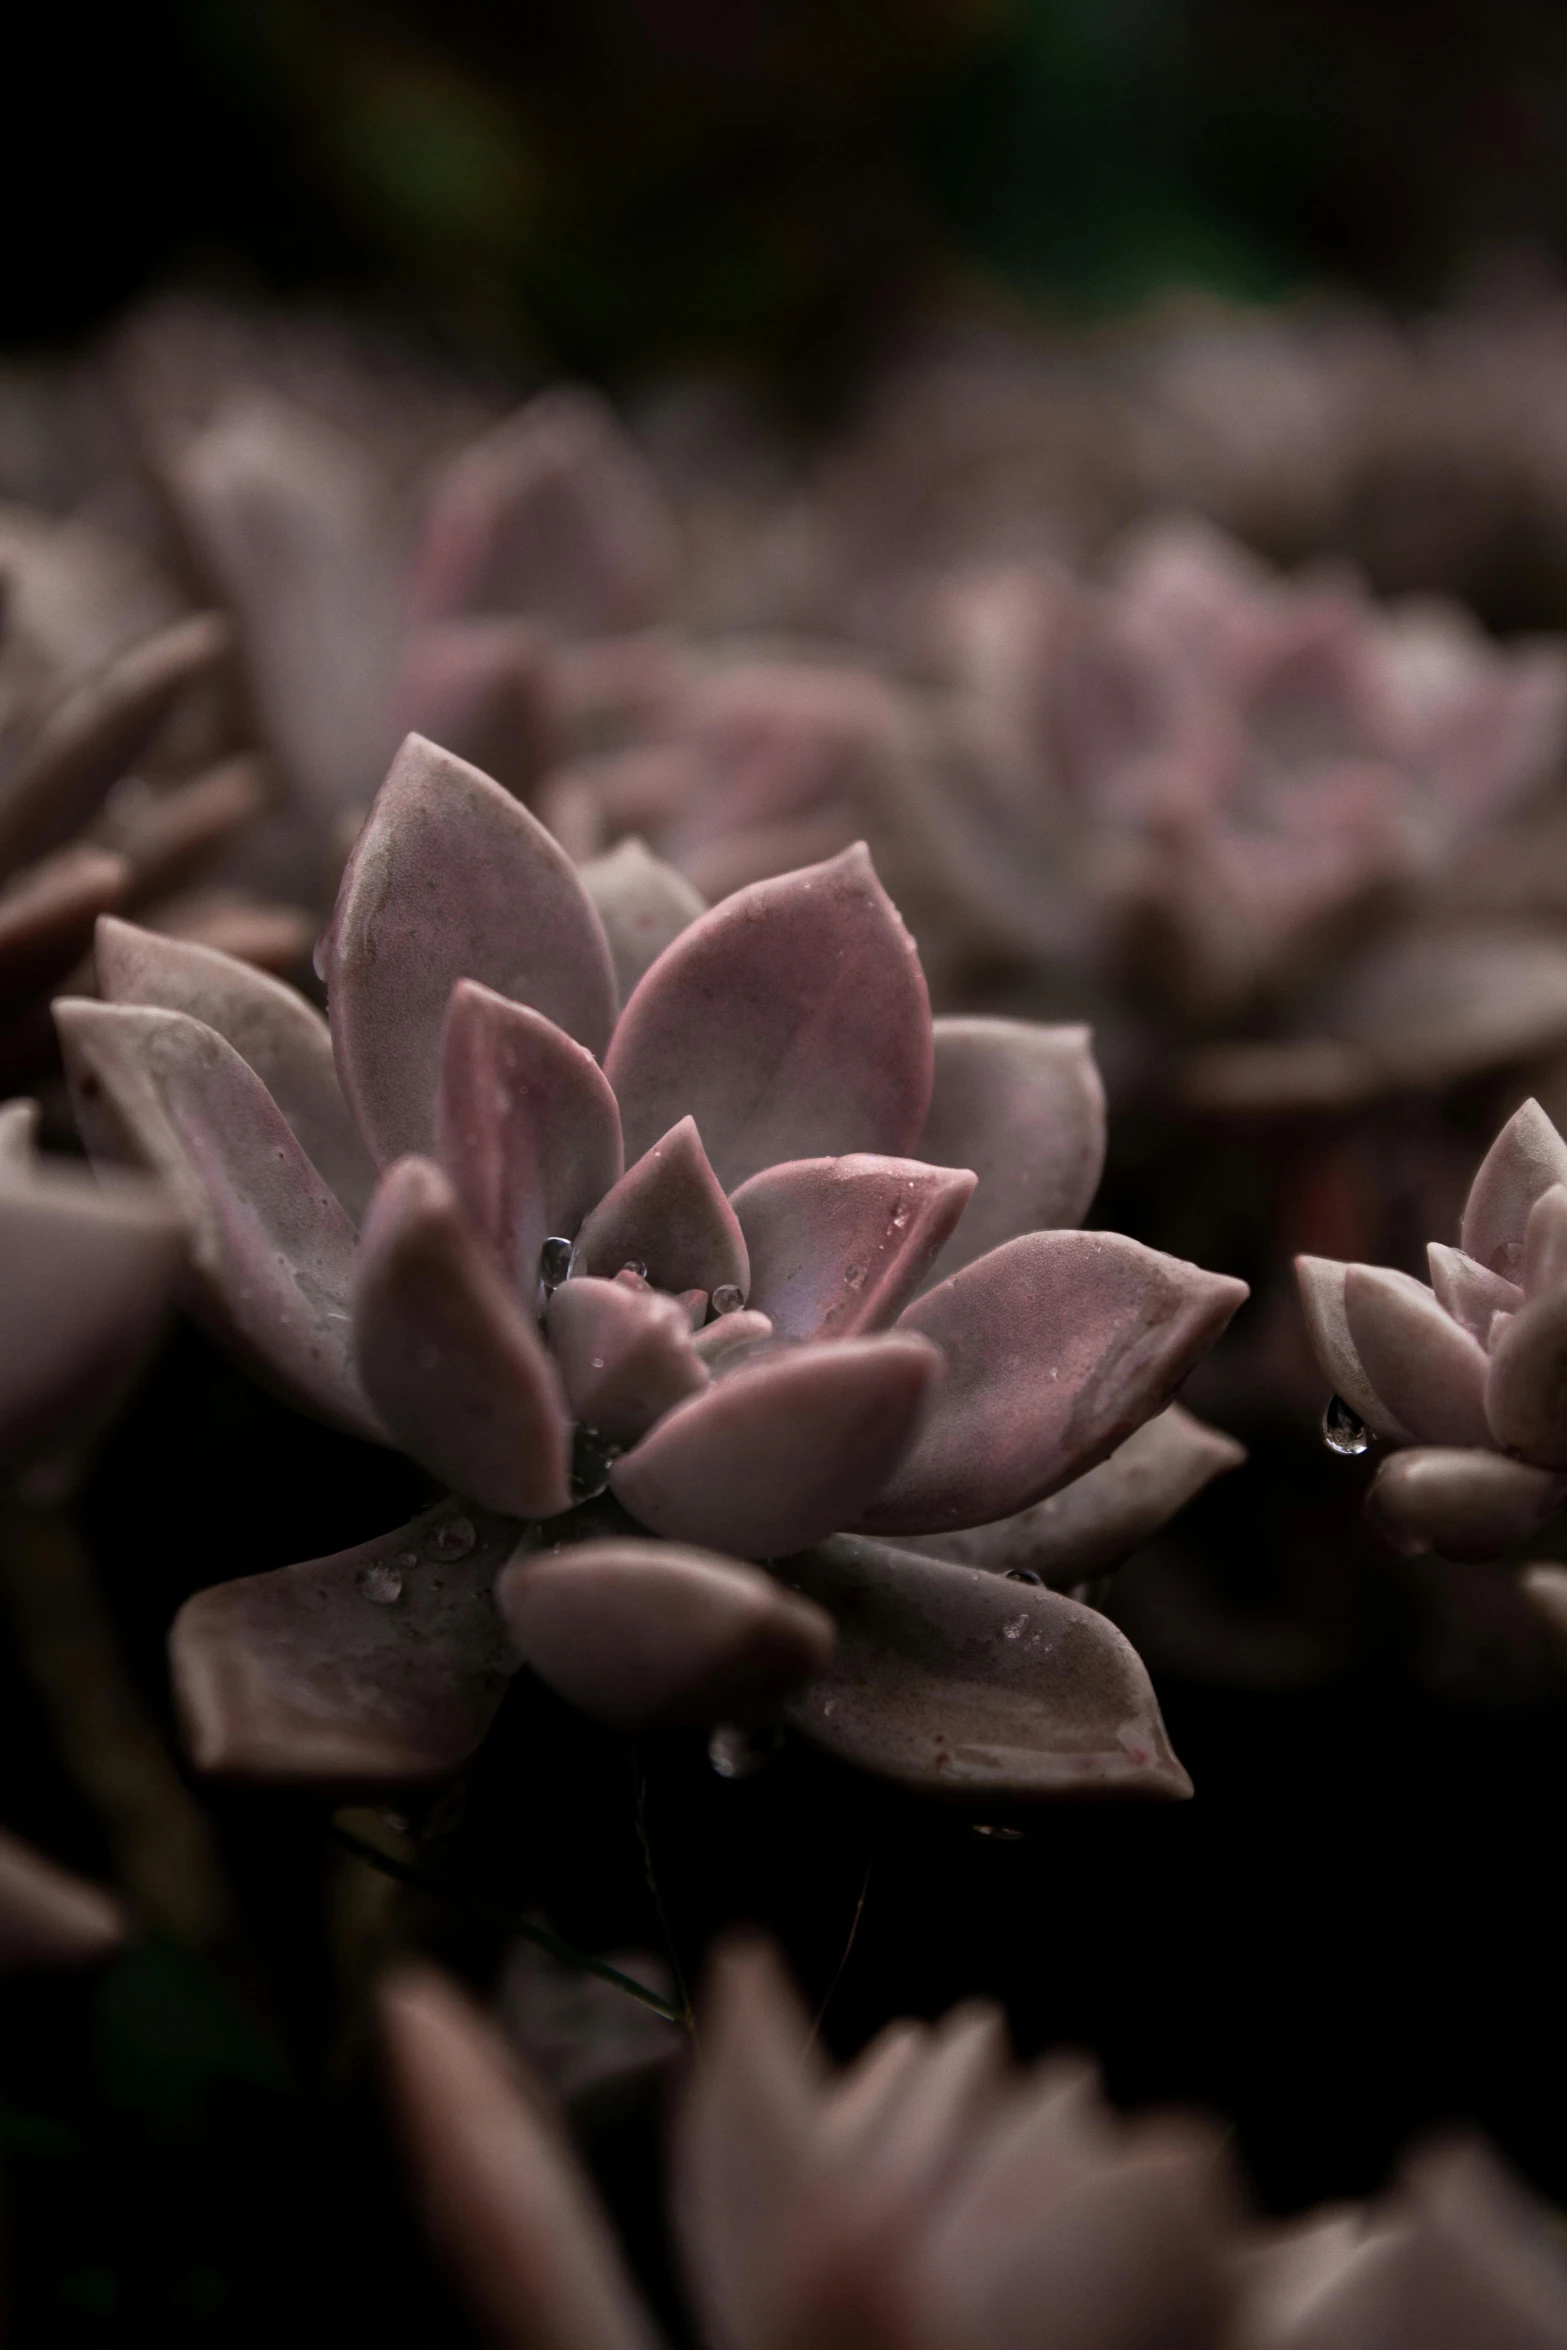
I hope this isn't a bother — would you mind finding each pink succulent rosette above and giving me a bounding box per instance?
[381,1940,1567,2350]
[57,734,1248,1800]
[1298,1096,1567,1562]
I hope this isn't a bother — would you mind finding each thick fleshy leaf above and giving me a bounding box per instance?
[325,735,617,1165]
[1364,1448,1567,1560]
[97,755,269,903]
[574,1117,746,1298]
[0,611,232,875]
[0,1161,181,1465]
[411,388,676,633]
[170,1499,523,1783]
[901,1406,1245,1587]
[396,617,561,803]
[861,1232,1248,1535]
[0,1830,126,1972]
[692,1309,773,1366]
[546,1277,708,1443]
[0,1097,37,1167]
[1427,1243,1523,1343]
[380,1967,661,2350]
[611,1335,940,1558]
[146,889,313,974]
[1343,1265,1492,1448]
[605,844,933,1190]
[96,916,377,1220]
[1460,1098,1567,1280]
[1522,1564,1567,1645]
[55,998,378,1437]
[435,980,623,1295]
[1522,1186,1567,1298]
[915,1019,1107,1289]
[1295,1255,1413,1440]
[779,1535,1192,1799]
[732,1154,975,1342]
[496,1538,834,1730]
[354,1159,571,1518]
[0,846,128,1017]
[1485,1289,1567,1468]
[578,838,706,1005]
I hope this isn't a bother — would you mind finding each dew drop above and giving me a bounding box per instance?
[621,1259,648,1280]
[539,1236,574,1291]
[707,1722,781,1779]
[570,1426,622,1501]
[1002,1614,1028,1641]
[890,1203,910,1229]
[358,1561,404,1605]
[711,1284,744,1316]
[425,1514,477,1562]
[1322,1394,1370,1456]
[396,1551,419,1570]
[1004,1567,1043,1586]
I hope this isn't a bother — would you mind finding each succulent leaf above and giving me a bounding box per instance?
[732,1153,975,1341]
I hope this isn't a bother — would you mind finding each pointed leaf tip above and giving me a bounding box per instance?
[732,1153,975,1340]
[605,845,934,1192]
[574,1115,746,1297]
[1461,1097,1567,1280]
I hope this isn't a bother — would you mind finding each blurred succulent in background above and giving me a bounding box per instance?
[58,731,1247,1801]
[383,1937,1567,2350]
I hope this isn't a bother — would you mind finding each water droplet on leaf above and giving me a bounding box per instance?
[358,1561,404,1605]
[711,1284,744,1316]
[621,1259,648,1280]
[1004,1567,1043,1586]
[1322,1394,1370,1455]
[425,1515,477,1561]
[570,1426,622,1501]
[539,1236,573,1290]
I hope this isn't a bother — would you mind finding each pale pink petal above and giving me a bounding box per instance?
[325,735,616,1165]
[55,998,378,1438]
[96,915,377,1221]
[496,1539,834,1730]
[395,617,561,803]
[577,837,706,1006]
[900,1406,1244,1585]
[915,1020,1107,1288]
[861,1233,1248,1535]
[1365,1448,1567,1561]
[171,1500,523,1783]
[610,1335,940,1558]
[605,844,933,1191]
[1343,1265,1492,1447]
[1460,1098,1567,1280]
[0,1160,181,1468]
[353,1159,571,1518]
[435,980,623,1296]
[379,1967,661,2350]
[732,1154,975,1340]
[0,1830,125,1973]
[780,1535,1192,1799]
[1522,1185,1567,1298]
[574,1116,747,1298]
[1426,1242,1523,1343]
[411,388,676,632]
[1295,1254,1412,1440]
[546,1276,708,1444]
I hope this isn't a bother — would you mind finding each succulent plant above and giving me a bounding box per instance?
[381,1938,1567,2350]
[1296,1094,1567,1561]
[56,732,1246,1799]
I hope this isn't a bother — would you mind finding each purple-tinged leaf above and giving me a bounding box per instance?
[96,915,377,1221]
[546,1277,707,1444]
[170,1500,523,1783]
[1460,1098,1567,1280]
[325,735,616,1164]
[611,1335,940,1558]
[354,1159,571,1518]
[605,845,933,1191]
[0,847,127,1019]
[1522,1186,1567,1298]
[55,998,378,1437]
[1365,1448,1567,1561]
[862,1232,1247,1535]
[1485,1288,1567,1469]
[1343,1265,1492,1447]
[0,1097,37,1168]
[732,1154,975,1341]
[578,837,706,1006]
[395,618,561,804]
[0,1162,181,1467]
[0,1829,125,1972]
[1295,1255,1413,1440]
[435,980,622,1296]
[97,754,268,904]
[574,1116,746,1298]
[411,388,676,633]
[692,1310,773,1365]
[915,1019,1107,1289]
[780,1535,1192,1800]
[1427,1243,1522,1343]
[901,1406,1244,1588]
[496,1539,833,1731]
